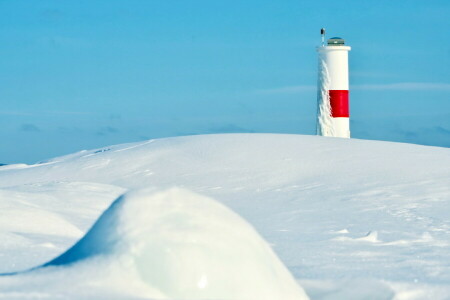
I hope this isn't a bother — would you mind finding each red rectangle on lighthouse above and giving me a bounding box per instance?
[329,90,349,118]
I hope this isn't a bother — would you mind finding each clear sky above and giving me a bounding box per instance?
[1,0,449,164]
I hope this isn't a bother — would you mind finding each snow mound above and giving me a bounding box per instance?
[5,188,308,299]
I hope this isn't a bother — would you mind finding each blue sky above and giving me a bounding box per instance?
[0,0,449,163]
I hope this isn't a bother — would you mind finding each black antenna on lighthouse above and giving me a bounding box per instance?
[321,28,326,46]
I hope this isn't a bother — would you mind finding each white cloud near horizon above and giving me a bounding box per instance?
[352,82,450,91]
[257,82,450,94]
[0,110,94,116]
[0,111,34,116]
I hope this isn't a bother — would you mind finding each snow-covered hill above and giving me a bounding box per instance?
[0,134,449,299]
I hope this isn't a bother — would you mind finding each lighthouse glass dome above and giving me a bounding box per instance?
[327,37,345,45]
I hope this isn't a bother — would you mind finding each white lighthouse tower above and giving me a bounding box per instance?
[316,29,351,138]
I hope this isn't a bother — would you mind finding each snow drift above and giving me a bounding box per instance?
[1,188,308,300]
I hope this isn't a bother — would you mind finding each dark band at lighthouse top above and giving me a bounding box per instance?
[327,37,345,45]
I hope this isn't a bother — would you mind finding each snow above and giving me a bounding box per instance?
[0,133,449,299]
[316,55,334,136]
[0,182,124,272]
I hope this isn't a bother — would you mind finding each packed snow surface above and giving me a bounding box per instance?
[0,133,449,299]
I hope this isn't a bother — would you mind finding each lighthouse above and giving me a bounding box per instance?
[316,29,351,138]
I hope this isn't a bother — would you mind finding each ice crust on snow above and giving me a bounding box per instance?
[1,188,308,300]
[0,133,450,299]
[316,55,334,136]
